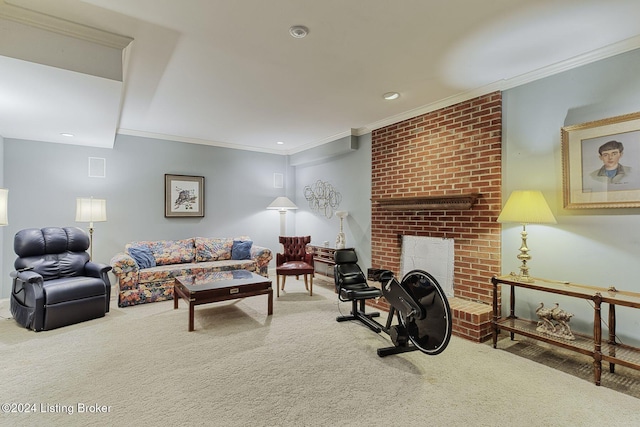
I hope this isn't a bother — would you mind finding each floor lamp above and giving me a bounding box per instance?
[0,188,8,226]
[267,196,298,236]
[497,190,556,282]
[76,197,107,260]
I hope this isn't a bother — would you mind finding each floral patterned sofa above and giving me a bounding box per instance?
[110,236,272,307]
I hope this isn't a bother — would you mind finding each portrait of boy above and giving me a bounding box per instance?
[581,132,640,193]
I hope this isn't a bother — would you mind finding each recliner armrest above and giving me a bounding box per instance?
[11,269,46,328]
[85,261,112,278]
[85,261,112,313]
[11,269,43,284]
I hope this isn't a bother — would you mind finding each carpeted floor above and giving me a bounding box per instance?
[499,335,640,400]
[1,276,639,427]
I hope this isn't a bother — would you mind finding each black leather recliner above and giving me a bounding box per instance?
[10,227,112,331]
[334,249,383,333]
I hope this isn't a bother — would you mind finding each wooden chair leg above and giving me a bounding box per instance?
[276,274,280,297]
[281,275,286,291]
[310,274,313,296]
[303,275,309,291]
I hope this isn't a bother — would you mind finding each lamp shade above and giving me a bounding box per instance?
[0,188,8,225]
[75,197,107,223]
[266,196,298,210]
[497,190,556,224]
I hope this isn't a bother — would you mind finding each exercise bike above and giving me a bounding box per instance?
[334,249,452,357]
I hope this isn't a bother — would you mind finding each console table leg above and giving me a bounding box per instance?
[492,277,499,348]
[594,357,602,386]
[509,284,515,341]
[609,303,616,374]
[593,293,602,386]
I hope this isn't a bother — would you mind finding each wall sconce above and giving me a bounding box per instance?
[75,197,107,260]
[266,196,298,236]
[497,190,556,282]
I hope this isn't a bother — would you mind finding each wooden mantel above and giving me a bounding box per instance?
[372,193,481,211]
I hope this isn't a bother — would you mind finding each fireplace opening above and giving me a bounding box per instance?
[400,235,454,298]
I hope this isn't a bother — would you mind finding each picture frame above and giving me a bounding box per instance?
[164,174,205,217]
[561,112,640,209]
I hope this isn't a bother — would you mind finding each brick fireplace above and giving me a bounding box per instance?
[370,92,503,342]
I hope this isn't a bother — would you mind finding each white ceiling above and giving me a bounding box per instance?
[2,0,640,154]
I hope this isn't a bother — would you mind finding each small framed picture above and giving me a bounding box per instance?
[562,112,640,209]
[164,174,205,217]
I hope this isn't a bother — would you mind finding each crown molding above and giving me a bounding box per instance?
[0,0,132,49]
[357,34,640,135]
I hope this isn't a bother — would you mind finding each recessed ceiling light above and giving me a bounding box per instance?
[277,141,284,145]
[60,133,74,137]
[289,25,309,39]
[383,92,400,100]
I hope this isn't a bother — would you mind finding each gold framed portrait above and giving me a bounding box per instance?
[562,112,640,209]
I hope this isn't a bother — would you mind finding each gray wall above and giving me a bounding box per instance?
[293,134,372,269]
[0,135,3,281]
[1,134,288,297]
[502,48,640,344]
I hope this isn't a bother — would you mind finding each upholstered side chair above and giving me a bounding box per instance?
[275,236,314,297]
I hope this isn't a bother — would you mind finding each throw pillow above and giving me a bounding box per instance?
[128,246,156,269]
[231,240,253,260]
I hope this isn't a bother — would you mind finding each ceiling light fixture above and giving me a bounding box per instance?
[277,141,284,145]
[289,25,309,39]
[60,133,75,137]
[383,92,400,100]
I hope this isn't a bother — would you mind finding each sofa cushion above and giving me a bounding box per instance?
[137,259,257,284]
[128,246,156,269]
[139,264,198,284]
[231,240,253,260]
[128,239,195,266]
[196,259,256,273]
[195,237,232,262]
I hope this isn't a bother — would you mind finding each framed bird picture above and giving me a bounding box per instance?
[164,174,205,217]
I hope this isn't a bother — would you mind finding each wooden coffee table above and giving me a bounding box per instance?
[174,270,273,331]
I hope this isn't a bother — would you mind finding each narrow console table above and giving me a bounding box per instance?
[308,245,349,279]
[491,274,640,386]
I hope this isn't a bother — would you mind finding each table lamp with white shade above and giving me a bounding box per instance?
[497,190,556,282]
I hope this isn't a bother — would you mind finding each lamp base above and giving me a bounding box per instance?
[515,224,533,282]
[514,272,534,283]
